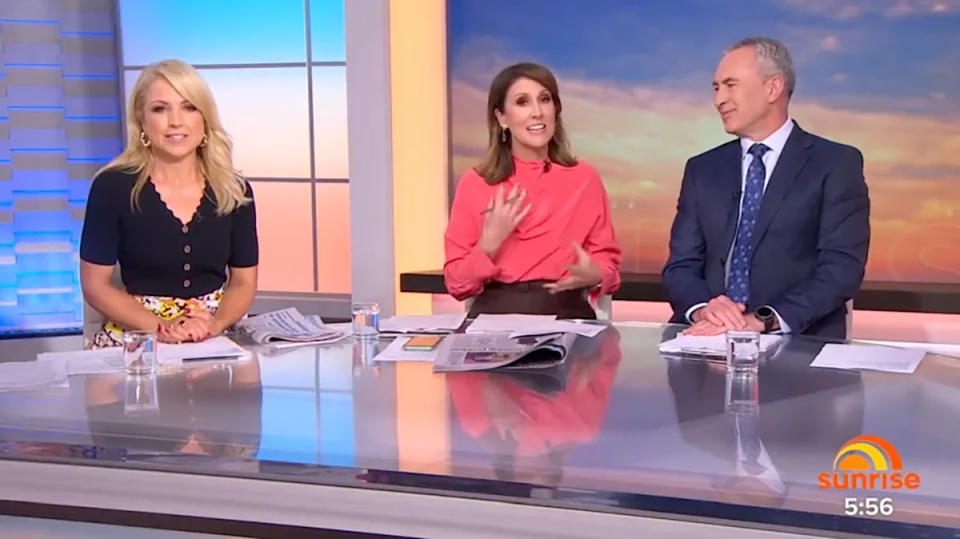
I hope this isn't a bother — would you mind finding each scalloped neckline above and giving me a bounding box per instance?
[149,177,204,227]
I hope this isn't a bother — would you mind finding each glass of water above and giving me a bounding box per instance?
[352,337,379,376]
[122,330,158,375]
[726,330,760,376]
[352,302,380,338]
[124,373,160,416]
[725,371,759,415]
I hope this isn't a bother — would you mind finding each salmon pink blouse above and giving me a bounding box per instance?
[443,157,621,301]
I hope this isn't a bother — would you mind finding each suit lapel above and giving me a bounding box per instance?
[749,123,813,256]
[718,141,743,253]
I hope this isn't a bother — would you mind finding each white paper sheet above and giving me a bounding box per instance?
[0,359,68,391]
[508,320,607,338]
[658,334,783,356]
[37,336,249,373]
[465,314,557,334]
[158,336,249,363]
[372,336,441,363]
[810,343,926,374]
[66,348,124,375]
[379,313,467,333]
[323,322,353,333]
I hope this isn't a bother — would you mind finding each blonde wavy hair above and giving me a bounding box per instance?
[100,59,248,215]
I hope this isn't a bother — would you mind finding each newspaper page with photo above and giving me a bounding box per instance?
[433,333,578,373]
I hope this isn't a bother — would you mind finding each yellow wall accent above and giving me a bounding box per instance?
[389,0,451,477]
[389,0,448,316]
[395,362,451,475]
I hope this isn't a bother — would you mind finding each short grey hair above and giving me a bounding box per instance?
[726,36,796,98]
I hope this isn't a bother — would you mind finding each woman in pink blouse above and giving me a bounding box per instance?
[444,63,621,319]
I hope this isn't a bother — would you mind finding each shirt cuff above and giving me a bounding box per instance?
[766,306,792,334]
[466,245,500,283]
[685,303,708,324]
[599,266,619,296]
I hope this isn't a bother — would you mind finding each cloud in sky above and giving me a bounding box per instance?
[449,1,960,117]
[819,35,841,51]
[776,0,959,19]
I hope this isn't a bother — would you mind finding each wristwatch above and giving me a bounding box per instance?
[755,306,778,333]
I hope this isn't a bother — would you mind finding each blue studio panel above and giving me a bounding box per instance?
[0,1,123,333]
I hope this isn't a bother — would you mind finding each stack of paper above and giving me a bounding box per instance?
[810,343,926,374]
[465,314,557,333]
[379,313,466,334]
[658,334,783,357]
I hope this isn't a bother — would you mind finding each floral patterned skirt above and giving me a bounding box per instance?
[91,287,223,349]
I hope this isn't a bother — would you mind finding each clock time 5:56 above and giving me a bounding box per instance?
[844,497,894,516]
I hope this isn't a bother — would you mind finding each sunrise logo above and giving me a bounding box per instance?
[818,436,920,490]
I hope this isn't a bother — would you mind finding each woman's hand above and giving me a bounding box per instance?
[543,242,602,293]
[478,183,531,258]
[158,307,219,343]
[158,318,192,343]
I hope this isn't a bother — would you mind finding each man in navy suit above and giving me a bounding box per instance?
[662,37,869,339]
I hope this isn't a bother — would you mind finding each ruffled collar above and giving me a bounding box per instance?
[512,154,552,173]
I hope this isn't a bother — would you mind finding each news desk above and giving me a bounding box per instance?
[1,324,958,538]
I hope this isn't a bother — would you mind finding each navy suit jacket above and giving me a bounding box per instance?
[662,123,870,339]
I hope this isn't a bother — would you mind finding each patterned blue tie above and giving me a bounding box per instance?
[727,143,770,305]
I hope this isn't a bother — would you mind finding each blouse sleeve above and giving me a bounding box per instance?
[79,171,123,266]
[584,169,621,295]
[228,181,259,268]
[443,171,500,300]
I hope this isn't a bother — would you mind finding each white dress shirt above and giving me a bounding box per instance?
[686,117,795,332]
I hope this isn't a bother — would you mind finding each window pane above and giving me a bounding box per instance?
[119,0,306,65]
[315,183,350,293]
[203,68,311,178]
[254,182,314,292]
[309,0,345,62]
[311,67,348,179]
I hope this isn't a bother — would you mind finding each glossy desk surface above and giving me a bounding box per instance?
[1,323,959,536]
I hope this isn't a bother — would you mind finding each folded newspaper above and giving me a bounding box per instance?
[433,333,578,372]
[235,307,347,344]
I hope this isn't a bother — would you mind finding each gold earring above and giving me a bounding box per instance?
[199,134,208,148]
[139,131,150,147]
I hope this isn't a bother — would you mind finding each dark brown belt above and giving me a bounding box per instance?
[484,280,551,292]
[469,280,596,320]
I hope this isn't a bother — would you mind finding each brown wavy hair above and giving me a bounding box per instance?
[475,63,577,185]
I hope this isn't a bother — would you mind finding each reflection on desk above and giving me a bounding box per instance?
[667,337,864,509]
[448,328,622,487]
[1,324,958,537]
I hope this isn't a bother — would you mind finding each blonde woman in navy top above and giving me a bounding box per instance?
[80,60,258,348]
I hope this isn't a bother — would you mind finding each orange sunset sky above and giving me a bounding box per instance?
[449,0,960,283]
